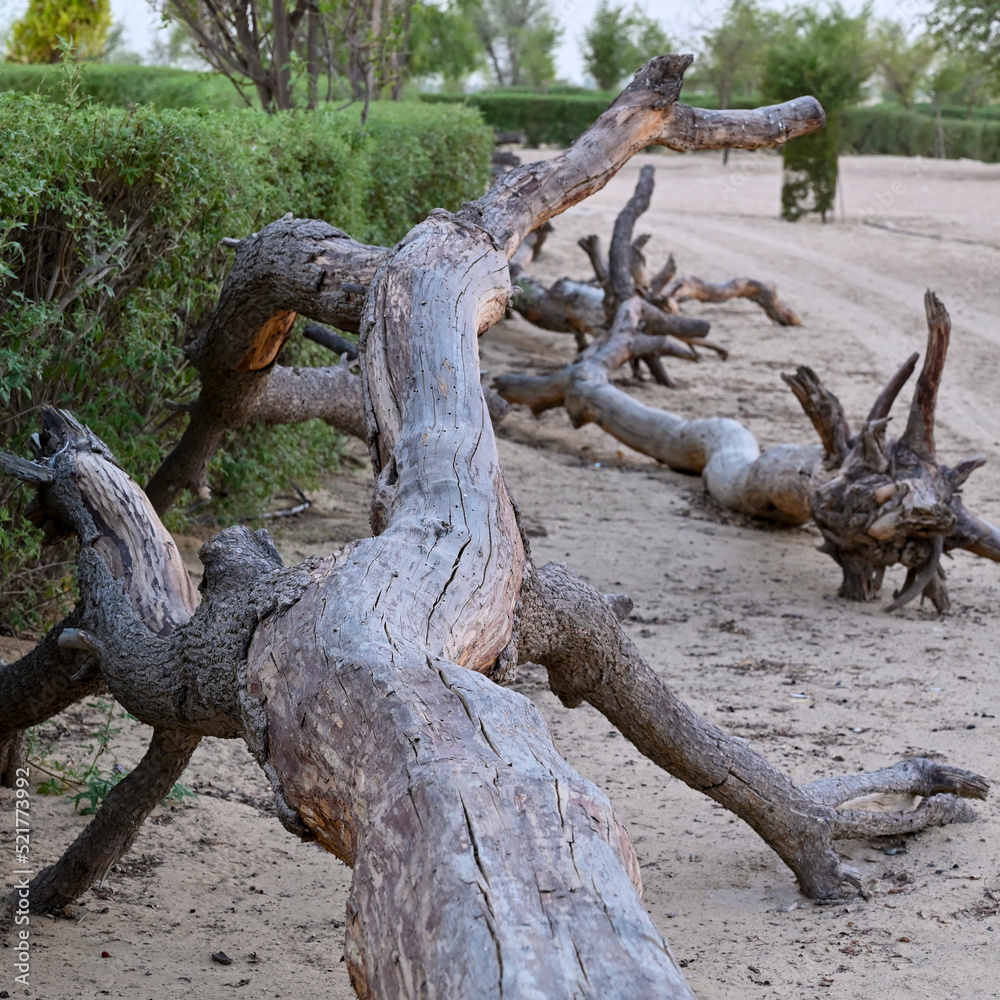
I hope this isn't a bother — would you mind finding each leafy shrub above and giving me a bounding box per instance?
[0,92,491,633]
[921,104,1000,122]
[0,62,244,109]
[422,91,613,145]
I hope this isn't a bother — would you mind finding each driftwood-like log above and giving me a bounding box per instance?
[662,274,801,326]
[497,293,822,523]
[498,289,1000,607]
[519,561,986,898]
[6,55,984,1000]
[509,165,800,388]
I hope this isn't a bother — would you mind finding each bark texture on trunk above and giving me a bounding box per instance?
[145,219,385,513]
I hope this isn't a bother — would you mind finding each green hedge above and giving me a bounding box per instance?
[0,63,244,109]
[0,94,492,633]
[419,90,764,146]
[912,103,1000,122]
[840,105,1000,162]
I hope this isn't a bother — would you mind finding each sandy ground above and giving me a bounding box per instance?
[3,150,1000,999]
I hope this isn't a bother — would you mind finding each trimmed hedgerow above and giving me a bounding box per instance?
[0,62,244,110]
[0,93,491,633]
[840,105,1000,162]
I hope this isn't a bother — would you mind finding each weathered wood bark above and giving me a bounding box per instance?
[0,609,102,737]
[662,274,801,326]
[796,291,998,609]
[498,291,1000,603]
[7,55,986,1000]
[518,561,986,899]
[145,219,383,513]
[0,730,26,788]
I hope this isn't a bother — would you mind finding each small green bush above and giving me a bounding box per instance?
[0,92,491,634]
[912,103,1000,122]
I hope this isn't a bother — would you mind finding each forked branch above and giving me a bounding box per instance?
[519,561,987,899]
[509,165,801,389]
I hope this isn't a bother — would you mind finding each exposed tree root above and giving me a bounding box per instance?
[497,288,1000,607]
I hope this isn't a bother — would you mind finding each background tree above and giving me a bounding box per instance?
[408,0,485,90]
[148,16,207,67]
[927,49,997,111]
[519,12,561,87]
[872,20,935,107]
[469,0,562,87]
[701,0,777,109]
[925,49,997,155]
[6,0,111,63]
[928,0,1000,76]
[762,3,871,222]
[157,0,315,110]
[700,0,777,163]
[157,0,418,113]
[581,1,670,91]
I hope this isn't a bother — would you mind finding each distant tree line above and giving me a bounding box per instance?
[4,0,998,219]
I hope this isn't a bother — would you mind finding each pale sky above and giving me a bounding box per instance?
[0,0,931,85]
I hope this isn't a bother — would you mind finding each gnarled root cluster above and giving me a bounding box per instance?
[786,291,1000,610]
[498,280,1000,609]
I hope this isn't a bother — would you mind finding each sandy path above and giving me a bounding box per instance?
[3,151,999,1000]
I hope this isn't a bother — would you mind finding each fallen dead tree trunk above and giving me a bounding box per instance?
[0,55,991,998]
[496,172,1000,611]
[507,165,800,386]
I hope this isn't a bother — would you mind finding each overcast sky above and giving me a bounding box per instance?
[0,0,931,85]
